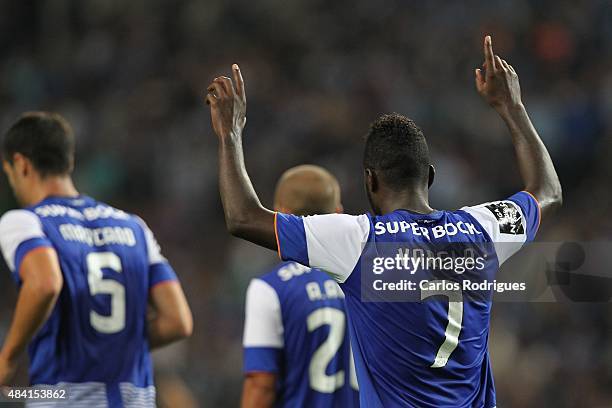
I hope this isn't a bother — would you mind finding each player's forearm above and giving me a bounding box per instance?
[0,278,61,362]
[498,103,562,214]
[147,281,193,350]
[241,376,276,408]
[147,315,192,350]
[218,134,277,249]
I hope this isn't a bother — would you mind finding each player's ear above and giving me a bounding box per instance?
[12,153,29,177]
[335,203,344,214]
[427,165,435,188]
[365,168,378,193]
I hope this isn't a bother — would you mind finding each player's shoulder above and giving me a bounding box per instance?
[79,197,149,230]
[304,212,372,227]
[82,197,134,222]
[286,212,372,232]
[0,209,41,232]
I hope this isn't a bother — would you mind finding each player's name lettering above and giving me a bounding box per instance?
[35,204,130,221]
[306,279,345,301]
[374,220,482,238]
[59,223,136,247]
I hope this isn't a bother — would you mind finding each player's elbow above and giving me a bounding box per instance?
[549,183,563,209]
[543,180,563,210]
[528,180,563,214]
[175,310,194,339]
[225,205,269,239]
[226,217,251,238]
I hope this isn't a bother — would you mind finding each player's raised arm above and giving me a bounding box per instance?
[205,65,277,250]
[475,36,562,218]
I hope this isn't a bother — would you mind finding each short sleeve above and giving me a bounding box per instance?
[0,210,52,281]
[507,191,540,241]
[136,217,178,288]
[461,191,540,265]
[275,212,371,283]
[243,279,284,374]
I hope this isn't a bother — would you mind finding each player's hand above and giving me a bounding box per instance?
[206,64,247,140]
[0,353,18,385]
[475,36,522,113]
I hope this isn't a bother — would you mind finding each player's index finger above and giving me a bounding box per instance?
[232,64,245,98]
[484,35,495,73]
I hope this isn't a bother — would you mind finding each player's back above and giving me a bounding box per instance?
[343,209,498,408]
[274,191,540,407]
[0,195,169,406]
[243,262,359,407]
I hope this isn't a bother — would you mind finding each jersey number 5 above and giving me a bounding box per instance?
[86,252,126,334]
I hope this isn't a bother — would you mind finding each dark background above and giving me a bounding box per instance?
[0,0,611,406]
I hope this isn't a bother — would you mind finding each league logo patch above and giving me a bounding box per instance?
[485,202,524,235]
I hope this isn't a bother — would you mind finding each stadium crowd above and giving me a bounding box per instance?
[0,0,611,406]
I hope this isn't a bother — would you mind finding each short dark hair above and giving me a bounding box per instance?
[363,113,430,190]
[2,112,75,177]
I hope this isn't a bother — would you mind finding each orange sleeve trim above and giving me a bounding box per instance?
[522,190,541,231]
[274,212,282,260]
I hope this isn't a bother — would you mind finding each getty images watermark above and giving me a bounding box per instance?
[359,242,612,302]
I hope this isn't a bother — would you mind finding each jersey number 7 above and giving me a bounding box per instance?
[421,280,464,368]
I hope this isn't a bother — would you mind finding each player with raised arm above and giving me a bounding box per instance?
[206,36,561,407]
[0,112,193,407]
[241,165,358,408]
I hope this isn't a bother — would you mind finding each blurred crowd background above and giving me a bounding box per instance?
[0,0,611,406]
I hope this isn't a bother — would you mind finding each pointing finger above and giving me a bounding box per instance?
[484,35,495,77]
[232,64,246,101]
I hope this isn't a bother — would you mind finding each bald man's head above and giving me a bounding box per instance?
[274,165,342,216]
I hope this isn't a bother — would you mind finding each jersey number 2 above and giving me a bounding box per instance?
[86,252,126,334]
[307,307,358,393]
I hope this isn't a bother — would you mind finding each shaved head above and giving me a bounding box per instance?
[274,165,342,216]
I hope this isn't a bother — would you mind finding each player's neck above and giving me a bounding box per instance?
[29,176,79,206]
[380,188,434,215]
